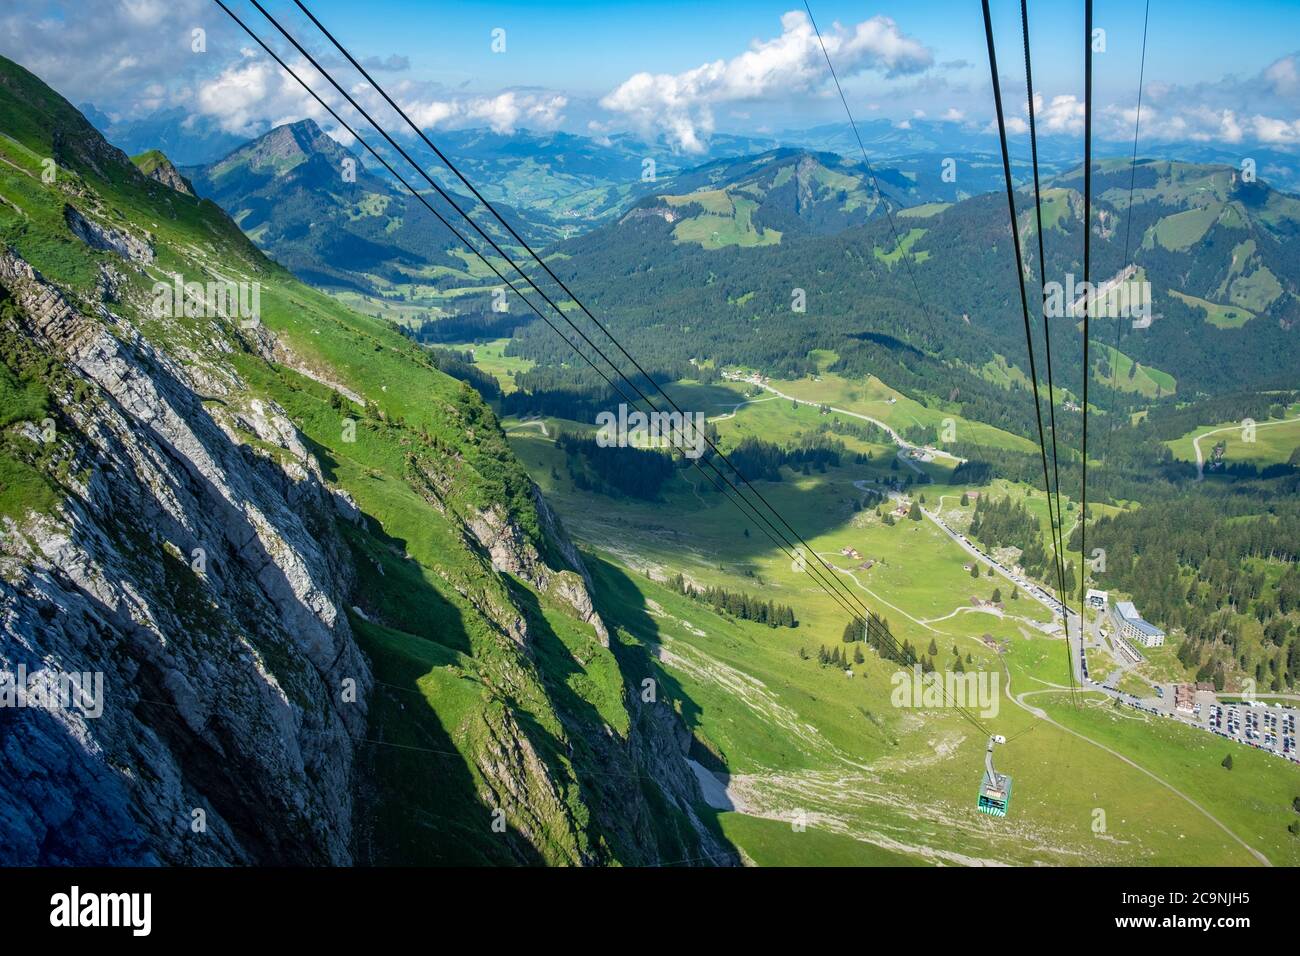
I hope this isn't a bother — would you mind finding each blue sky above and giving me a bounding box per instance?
[1,0,1297,152]
[295,0,1296,98]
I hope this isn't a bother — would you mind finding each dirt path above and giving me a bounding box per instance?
[506,418,551,439]
[1192,415,1300,481]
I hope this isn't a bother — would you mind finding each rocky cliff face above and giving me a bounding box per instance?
[0,248,370,864]
[0,53,735,867]
[138,153,195,196]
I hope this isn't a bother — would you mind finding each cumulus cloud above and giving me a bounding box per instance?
[397,90,568,134]
[195,55,337,136]
[192,46,568,139]
[1130,104,1300,145]
[1033,92,1086,134]
[0,0,222,115]
[1262,53,1299,97]
[600,9,932,152]
[1095,54,1300,146]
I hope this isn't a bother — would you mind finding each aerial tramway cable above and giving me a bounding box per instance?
[213,0,889,648]
[1079,0,1095,652]
[1018,0,1075,652]
[981,0,1080,707]
[215,0,998,735]
[1100,2,1150,509]
[249,0,913,660]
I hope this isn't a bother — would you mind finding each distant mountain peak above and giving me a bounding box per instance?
[207,117,355,180]
[132,149,194,196]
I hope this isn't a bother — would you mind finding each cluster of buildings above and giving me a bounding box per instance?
[1086,589,1164,664]
[1174,682,1215,713]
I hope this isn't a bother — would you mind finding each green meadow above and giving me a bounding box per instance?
[502,385,1300,866]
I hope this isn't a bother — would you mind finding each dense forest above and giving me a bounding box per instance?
[1081,497,1300,691]
[968,494,1063,587]
[555,429,677,500]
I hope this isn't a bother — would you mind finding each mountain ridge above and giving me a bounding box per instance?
[0,53,735,866]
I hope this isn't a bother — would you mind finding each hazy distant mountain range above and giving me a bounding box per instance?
[85,102,1300,197]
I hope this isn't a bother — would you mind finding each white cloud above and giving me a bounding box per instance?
[399,90,568,134]
[600,9,931,152]
[195,56,334,136]
[1033,92,1085,134]
[1248,113,1300,143]
[0,0,218,113]
[193,50,568,139]
[1262,54,1299,97]
[1111,102,1300,145]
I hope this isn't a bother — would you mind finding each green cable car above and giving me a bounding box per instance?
[977,735,1012,817]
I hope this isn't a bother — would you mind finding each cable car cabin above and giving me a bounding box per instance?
[977,768,1012,817]
[976,734,1012,816]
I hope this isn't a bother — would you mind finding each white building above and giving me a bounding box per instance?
[1085,588,1108,612]
[1109,600,1165,647]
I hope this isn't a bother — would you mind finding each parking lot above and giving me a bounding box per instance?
[1204,701,1299,763]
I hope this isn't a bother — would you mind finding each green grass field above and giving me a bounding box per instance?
[1170,289,1255,328]
[1094,344,1177,397]
[874,227,931,265]
[502,381,1300,865]
[755,369,1040,455]
[1166,404,1300,470]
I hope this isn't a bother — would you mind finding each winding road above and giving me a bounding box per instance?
[723,371,967,465]
[1191,415,1300,481]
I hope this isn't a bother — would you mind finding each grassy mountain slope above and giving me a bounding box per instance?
[0,54,732,866]
[186,119,552,314]
[624,149,899,249]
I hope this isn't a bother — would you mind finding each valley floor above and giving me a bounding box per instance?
[500,375,1300,866]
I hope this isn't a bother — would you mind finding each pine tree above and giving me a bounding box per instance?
[960,492,969,506]
[1222,754,1234,770]
[927,638,939,657]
